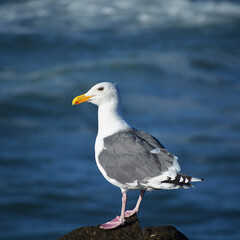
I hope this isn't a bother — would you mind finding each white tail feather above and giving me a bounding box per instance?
[191,177,203,182]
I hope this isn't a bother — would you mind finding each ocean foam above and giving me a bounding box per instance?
[0,0,239,35]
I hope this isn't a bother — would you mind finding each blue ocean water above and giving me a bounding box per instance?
[0,0,240,239]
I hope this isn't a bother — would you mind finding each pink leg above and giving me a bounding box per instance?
[100,192,127,229]
[124,190,145,218]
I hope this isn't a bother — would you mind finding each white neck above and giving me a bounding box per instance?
[97,101,130,139]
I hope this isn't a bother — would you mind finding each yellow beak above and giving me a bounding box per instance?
[72,93,92,105]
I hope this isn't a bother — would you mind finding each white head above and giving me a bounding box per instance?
[73,82,130,137]
[72,82,119,107]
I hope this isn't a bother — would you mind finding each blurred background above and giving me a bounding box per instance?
[0,0,240,239]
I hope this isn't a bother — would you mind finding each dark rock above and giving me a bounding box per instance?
[58,215,189,240]
[142,225,189,240]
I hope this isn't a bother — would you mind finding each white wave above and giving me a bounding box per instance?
[0,0,239,35]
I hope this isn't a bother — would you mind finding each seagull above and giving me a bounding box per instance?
[72,82,203,230]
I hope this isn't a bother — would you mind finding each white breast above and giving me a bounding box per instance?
[94,100,132,191]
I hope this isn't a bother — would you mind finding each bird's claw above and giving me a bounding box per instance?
[100,216,125,229]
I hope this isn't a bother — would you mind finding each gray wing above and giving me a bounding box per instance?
[98,129,178,185]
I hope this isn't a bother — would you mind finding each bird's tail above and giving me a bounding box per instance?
[162,174,204,188]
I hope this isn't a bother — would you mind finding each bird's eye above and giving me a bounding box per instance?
[98,87,104,91]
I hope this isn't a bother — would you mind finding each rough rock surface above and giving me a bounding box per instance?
[58,215,189,240]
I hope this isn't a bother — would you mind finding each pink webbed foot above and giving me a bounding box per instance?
[100,216,125,229]
[124,209,137,218]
